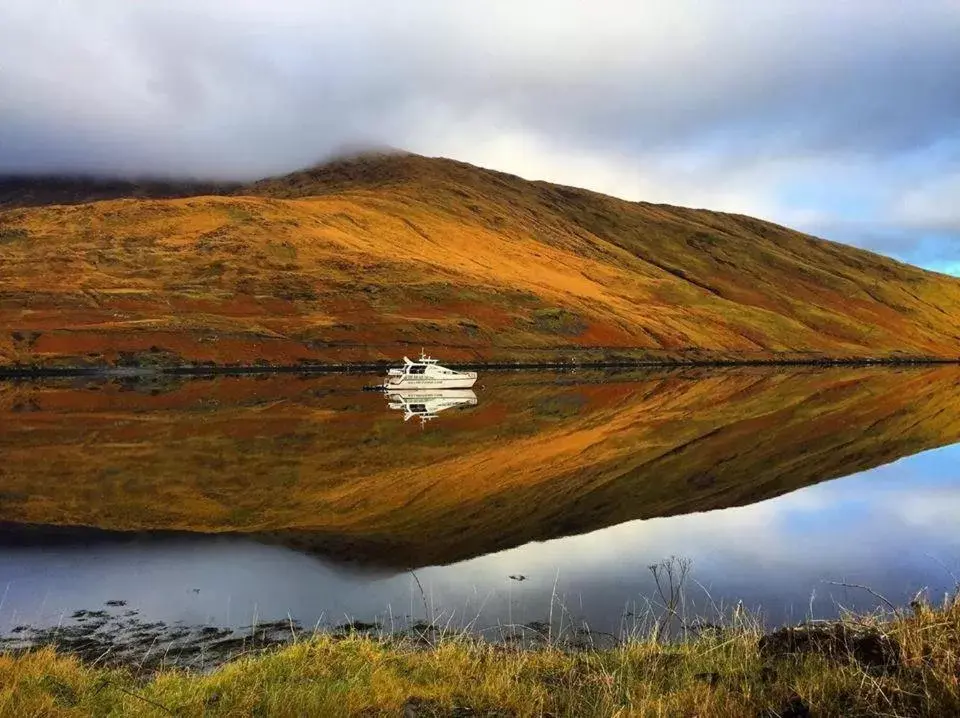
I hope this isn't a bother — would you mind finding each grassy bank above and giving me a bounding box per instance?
[2,596,958,717]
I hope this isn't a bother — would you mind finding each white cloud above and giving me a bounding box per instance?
[892,174,960,232]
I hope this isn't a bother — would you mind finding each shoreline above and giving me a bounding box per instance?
[0,597,914,672]
[2,355,959,379]
[2,596,957,716]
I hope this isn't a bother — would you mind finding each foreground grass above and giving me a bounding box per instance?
[2,597,959,717]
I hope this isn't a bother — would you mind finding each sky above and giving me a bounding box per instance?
[1,1,958,273]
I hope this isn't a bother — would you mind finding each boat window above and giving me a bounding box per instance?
[409,365,426,375]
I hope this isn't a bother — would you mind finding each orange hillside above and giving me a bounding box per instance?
[1,152,959,367]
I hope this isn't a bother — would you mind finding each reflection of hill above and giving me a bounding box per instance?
[1,367,959,569]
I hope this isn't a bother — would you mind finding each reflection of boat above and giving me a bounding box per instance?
[386,389,478,423]
[383,351,477,390]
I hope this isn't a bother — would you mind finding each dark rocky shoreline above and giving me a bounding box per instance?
[1,600,904,679]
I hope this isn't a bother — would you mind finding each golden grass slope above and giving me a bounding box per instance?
[1,366,958,568]
[1,152,959,366]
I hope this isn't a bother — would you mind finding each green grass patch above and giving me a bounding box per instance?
[528,307,588,337]
[0,227,28,244]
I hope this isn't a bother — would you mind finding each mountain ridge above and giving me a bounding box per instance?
[1,151,959,367]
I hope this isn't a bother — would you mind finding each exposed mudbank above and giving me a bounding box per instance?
[0,603,611,672]
[0,599,906,676]
[1,606,299,672]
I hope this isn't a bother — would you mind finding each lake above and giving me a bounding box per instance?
[1,366,959,650]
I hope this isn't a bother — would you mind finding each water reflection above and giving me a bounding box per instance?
[385,388,478,424]
[0,367,959,633]
[1,443,958,635]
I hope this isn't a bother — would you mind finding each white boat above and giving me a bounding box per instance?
[383,351,477,390]
[386,388,478,423]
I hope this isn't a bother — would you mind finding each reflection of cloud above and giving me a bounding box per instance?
[425,444,960,619]
[891,493,960,528]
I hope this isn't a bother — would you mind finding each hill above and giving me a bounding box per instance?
[1,151,959,367]
[0,175,237,211]
[1,366,958,568]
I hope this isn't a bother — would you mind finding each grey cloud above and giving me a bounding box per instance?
[1,0,960,270]
[2,1,959,178]
[890,174,960,234]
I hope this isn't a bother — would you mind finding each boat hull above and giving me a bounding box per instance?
[383,375,477,390]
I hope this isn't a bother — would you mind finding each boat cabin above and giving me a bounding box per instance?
[400,352,462,376]
[402,362,465,376]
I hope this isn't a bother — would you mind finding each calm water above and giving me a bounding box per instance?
[1,367,959,638]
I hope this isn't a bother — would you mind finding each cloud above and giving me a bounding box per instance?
[892,174,960,233]
[1,0,959,269]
